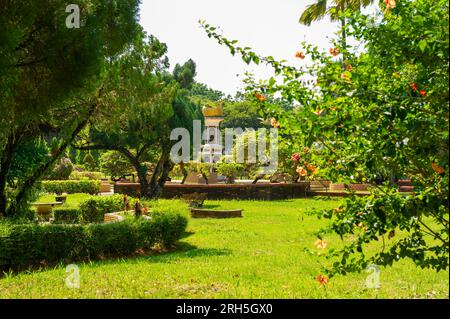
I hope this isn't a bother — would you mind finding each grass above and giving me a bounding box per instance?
[1,196,448,298]
[36,193,91,209]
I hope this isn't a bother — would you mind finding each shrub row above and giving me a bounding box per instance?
[69,171,104,181]
[40,180,101,195]
[0,212,188,270]
[53,208,81,224]
[54,195,136,224]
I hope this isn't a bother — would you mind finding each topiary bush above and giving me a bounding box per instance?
[40,180,101,195]
[53,208,81,224]
[46,157,74,180]
[216,162,245,184]
[0,213,188,270]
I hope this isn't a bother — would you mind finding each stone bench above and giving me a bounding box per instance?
[31,202,63,221]
[31,202,63,214]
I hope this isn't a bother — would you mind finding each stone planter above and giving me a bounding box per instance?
[100,182,112,193]
[330,183,346,191]
[190,208,242,219]
[349,183,371,191]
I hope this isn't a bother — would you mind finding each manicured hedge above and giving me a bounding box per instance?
[79,194,130,223]
[40,180,101,195]
[53,208,81,224]
[0,212,188,270]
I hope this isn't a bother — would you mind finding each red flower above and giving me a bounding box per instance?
[411,83,418,92]
[384,0,396,9]
[420,90,427,97]
[291,153,301,162]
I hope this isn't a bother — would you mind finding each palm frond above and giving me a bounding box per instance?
[299,0,328,26]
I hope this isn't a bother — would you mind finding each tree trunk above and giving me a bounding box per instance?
[0,135,19,216]
[180,162,188,184]
[136,164,150,198]
[7,103,96,217]
[252,174,264,184]
[148,148,170,199]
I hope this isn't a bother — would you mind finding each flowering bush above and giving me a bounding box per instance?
[201,0,449,276]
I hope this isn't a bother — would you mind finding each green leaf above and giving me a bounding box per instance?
[418,40,427,52]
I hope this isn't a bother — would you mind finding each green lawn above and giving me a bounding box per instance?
[1,197,448,298]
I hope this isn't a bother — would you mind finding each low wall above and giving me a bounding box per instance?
[114,182,309,200]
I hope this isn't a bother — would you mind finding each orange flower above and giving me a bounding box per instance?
[270,118,280,128]
[411,83,418,92]
[316,274,329,285]
[255,93,266,102]
[296,166,308,177]
[345,64,353,71]
[314,239,328,249]
[420,90,427,97]
[329,106,337,111]
[307,164,318,175]
[432,163,445,174]
[384,0,396,9]
[313,109,324,116]
[329,47,339,57]
[295,51,306,59]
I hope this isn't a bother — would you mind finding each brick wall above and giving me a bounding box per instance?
[114,182,310,200]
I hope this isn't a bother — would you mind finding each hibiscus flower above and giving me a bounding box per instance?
[295,51,306,59]
[316,275,329,285]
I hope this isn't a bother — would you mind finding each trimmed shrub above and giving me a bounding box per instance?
[79,194,130,223]
[53,208,81,224]
[0,223,88,269]
[216,162,245,184]
[0,213,188,270]
[40,180,101,195]
[69,171,104,180]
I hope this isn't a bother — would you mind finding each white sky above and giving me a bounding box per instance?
[139,0,347,95]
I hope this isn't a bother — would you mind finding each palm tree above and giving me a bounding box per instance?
[299,0,376,66]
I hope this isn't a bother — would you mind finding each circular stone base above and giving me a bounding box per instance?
[190,208,242,219]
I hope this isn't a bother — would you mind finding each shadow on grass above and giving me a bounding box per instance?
[0,240,232,279]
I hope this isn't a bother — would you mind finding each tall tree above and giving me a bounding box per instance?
[0,0,141,217]
[74,34,203,199]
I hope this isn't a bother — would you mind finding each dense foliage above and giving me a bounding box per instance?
[201,0,449,276]
[0,0,141,217]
